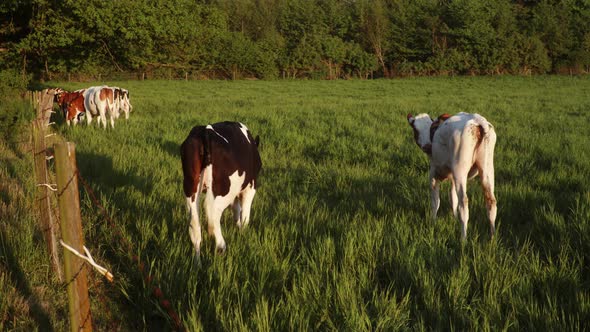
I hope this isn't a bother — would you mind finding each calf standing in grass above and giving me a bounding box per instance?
[407,112,497,240]
[54,89,87,126]
[181,121,262,257]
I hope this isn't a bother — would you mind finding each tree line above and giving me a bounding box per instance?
[1,0,589,81]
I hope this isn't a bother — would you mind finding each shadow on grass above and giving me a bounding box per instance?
[159,139,180,160]
[72,150,180,330]
[0,230,53,331]
[75,151,153,197]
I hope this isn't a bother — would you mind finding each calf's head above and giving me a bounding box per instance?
[407,113,434,154]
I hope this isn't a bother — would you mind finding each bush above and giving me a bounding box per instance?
[0,69,34,143]
[0,69,29,98]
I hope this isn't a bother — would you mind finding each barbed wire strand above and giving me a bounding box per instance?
[33,110,100,330]
[76,170,185,331]
[36,123,184,331]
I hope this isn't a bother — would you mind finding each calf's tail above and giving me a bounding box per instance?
[473,114,492,136]
[180,127,209,199]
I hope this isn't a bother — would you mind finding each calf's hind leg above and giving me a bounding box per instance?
[478,132,497,238]
[450,178,458,218]
[478,163,497,237]
[232,197,242,227]
[453,171,469,241]
[186,195,202,258]
[205,192,228,254]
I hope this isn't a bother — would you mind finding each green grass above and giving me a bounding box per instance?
[3,76,590,330]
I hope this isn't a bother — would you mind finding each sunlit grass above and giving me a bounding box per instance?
[4,76,589,330]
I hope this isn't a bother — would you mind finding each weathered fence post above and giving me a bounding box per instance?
[31,90,63,281]
[55,141,93,332]
[35,88,58,127]
[32,118,63,282]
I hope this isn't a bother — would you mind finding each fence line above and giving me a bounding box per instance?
[55,141,93,332]
[31,90,62,281]
[30,90,185,331]
[76,169,185,331]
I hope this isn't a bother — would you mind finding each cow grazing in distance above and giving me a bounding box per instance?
[110,87,132,121]
[84,86,118,129]
[54,89,87,126]
[407,112,497,240]
[117,88,132,119]
[181,121,262,257]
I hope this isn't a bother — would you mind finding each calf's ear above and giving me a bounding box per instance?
[438,113,451,122]
[254,135,260,147]
[407,113,414,126]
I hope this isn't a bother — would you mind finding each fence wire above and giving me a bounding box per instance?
[76,169,185,331]
[36,124,184,331]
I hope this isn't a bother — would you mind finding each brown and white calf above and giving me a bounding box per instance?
[54,89,87,125]
[108,87,132,121]
[407,112,497,240]
[181,121,262,257]
[115,87,132,120]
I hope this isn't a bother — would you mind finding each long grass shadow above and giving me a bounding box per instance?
[159,139,180,159]
[72,150,184,329]
[75,151,153,196]
[499,183,586,260]
[0,231,53,331]
[73,150,181,251]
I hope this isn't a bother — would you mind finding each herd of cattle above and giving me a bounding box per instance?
[180,112,496,258]
[42,86,500,257]
[53,86,133,128]
[41,86,499,256]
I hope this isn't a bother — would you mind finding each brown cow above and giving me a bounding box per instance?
[54,89,87,126]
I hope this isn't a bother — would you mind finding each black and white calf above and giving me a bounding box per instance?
[180,121,262,257]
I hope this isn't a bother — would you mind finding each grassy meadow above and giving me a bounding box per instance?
[2,76,590,330]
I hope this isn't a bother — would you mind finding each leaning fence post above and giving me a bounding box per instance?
[32,118,63,281]
[39,89,56,126]
[55,141,93,332]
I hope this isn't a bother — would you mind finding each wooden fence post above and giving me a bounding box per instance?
[32,118,63,281]
[55,142,93,332]
[37,88,57,127]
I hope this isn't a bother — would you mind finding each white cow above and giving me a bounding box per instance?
[407,112,497,240]
[110,86,132,120]
[83,86,118,129]
[118,88,132,119]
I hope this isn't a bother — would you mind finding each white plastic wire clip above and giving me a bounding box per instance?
[60,240,114,282]
[37,183,58,191]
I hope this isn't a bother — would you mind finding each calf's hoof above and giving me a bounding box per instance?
[215,243,227,255]
[192,253,201,267]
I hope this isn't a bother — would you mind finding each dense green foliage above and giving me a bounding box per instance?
[3,77,589,330]
[1,0,590,80]
[0,69,34,143]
